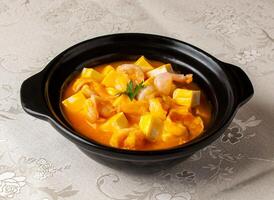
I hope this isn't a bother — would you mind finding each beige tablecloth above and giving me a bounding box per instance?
[0,0,274,199]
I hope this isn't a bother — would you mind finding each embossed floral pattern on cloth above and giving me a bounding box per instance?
[0,172,26,198]
[0,0,273,199]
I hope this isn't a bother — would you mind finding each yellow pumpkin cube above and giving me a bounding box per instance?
[173,89,200,107]
[100,112,129,132]
[149,98,167,120]
[134,56,154,72]
[146,64,173,78]
[139,113,163,141]
[102,65,115,76]
[62,91,86,112]
[101,70,129,92]
[81,68,103,82]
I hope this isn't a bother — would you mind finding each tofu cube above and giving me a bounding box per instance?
[146,64,173,78]
[143,77,154,86]
[168,106,191,122]
[149,98,167,120]
[173,89,200,107]
[100,112,129,132]
[163,118,188,138]
[112,94,131,107]
[101,70,129,92]
[101,70,118,87]
[139,113,163,141]
[123,131,145,150]
[109,131,129,148]
[110,127,145,149]
[123,132,136,149]
[161,117,190,143]
[102,65,115,76]
[184,116,204,139]
[81,68,103,82]
[134,56,154,72]
[106,87,120,96]
[62,91,87,112]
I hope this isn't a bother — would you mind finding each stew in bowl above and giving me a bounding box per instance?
[61,56,212,150]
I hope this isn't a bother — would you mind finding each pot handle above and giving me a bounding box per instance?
[221,62,254,107]
[20,71,51,120]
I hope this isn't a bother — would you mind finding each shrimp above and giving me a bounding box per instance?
[154,73,173,95]
[137,85,157,100]
[171,73,193,84]
[116,64,144,84]
[98,102,116,118]
[154,73,193,95]
[87,94,116,118]
[110,126,145,149]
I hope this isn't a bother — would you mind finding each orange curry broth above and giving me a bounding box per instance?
[61,60,212,150]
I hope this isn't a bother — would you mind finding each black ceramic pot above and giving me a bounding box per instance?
[20,33,253,168]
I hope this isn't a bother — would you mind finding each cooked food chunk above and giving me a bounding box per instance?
[81,68,103,82]
[149,98,167,120]
[162,117,189,143]
[139,113,163,141]
[173,88,200,107]
[100,112,129,132]
[134,55,154,72]
[102,70,129,91]
[146,64,173,78]
[102,65,115,76]
[116,64,144,84]
[62,91,86,112]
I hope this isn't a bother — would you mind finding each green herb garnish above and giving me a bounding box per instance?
[125,80,145,100]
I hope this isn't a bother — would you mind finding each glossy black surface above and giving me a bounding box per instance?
[20,33,253,167]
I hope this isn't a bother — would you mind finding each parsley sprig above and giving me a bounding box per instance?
[124,80,145,100]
